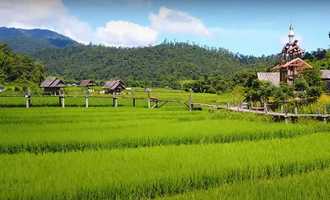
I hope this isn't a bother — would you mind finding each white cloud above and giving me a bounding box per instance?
[149,6,210,37]
[0,0,93,44]
[0,2,214,47]
[96,21,158,47]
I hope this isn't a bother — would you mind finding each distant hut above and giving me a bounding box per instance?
[321,70,330,91]
[80,79,95,94]
[103,80,126,94]
[79,80,95,88]
[40,77,65,95]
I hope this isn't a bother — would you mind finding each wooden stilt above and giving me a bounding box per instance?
[112,93,118,107]
[25,95,31,108]
[85,96,89,108]
[60,96,65,108]
[25,88,31,108]
[146,88,151,109]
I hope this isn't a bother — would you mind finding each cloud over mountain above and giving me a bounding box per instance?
[0,1,211,47]
[96,21,158,47]
[150,7,210,37]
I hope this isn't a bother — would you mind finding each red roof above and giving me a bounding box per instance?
[272,58,312,71]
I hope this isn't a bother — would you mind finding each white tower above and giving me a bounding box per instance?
[288,24,295,43]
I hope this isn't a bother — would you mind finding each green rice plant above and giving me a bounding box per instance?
[1,133,330,199]
[158,168,330,200]
[0,108,328,153]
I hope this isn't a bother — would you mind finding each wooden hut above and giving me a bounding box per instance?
[272,58,312,85]
[79,80,95,88]
[103,80,126,94]
[321,70,330,91]
[40,77,65,95]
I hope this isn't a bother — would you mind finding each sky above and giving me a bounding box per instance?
[0,0,329,56]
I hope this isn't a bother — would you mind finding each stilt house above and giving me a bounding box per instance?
[40,77,65,95]
[103,80,126,94]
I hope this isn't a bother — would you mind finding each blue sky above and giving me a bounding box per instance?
[1,0,329,56]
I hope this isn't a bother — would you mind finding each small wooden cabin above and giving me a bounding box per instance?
[272,58,312,85]
[321,70,330,91]
[103,80,126,94]
[40,77,65,95]
[79,80,95,88]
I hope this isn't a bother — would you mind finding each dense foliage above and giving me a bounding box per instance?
[33,42,277,88]
[304,48,330,69]
[0,44,44,90]
[244,68,323,107]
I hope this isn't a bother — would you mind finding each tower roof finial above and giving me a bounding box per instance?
[288,24,295,43]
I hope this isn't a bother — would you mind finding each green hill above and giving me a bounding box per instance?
[33,42,277,87]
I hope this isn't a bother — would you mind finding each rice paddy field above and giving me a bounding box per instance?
[1,91,330,199]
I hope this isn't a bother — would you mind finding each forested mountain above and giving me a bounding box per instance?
[0,27,79,54]
[34,42,277,87]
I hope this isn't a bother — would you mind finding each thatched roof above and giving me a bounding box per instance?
[257,72,280,86]
[272,58,312,71]
[40,77,64,88]
[80,80,95,87]
[104,80,125,90]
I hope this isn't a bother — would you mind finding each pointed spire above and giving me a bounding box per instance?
[288,24,295,43]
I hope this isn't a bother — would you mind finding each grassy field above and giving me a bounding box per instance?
[0,96,330,199]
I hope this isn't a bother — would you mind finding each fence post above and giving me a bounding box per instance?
[25,95,31,108]
[188,89,193,111]
[59,88,65,108]
[85,88,89,108]
[145,88,151,109]
[24,88,31,108]
[132,89,136,107]
[85,96,89,108]
[59,96,65,108]
[112,93,118,107]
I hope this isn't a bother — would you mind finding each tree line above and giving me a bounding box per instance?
[0,43,44,92]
